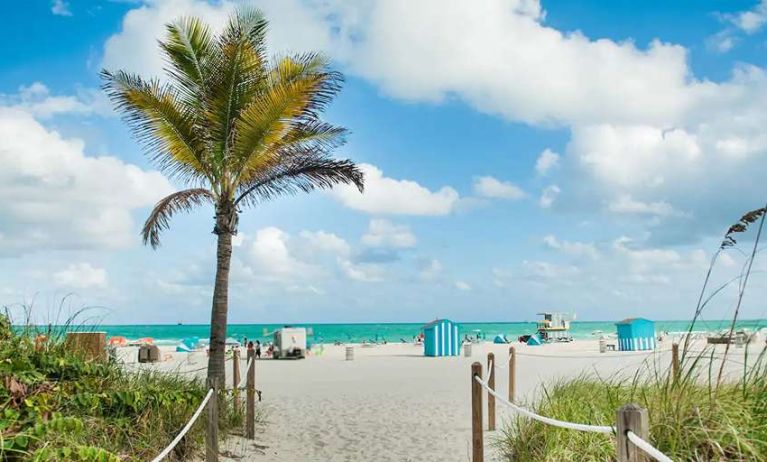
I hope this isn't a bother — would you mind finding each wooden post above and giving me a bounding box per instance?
[232,348,241,410]
[616,404,649,462]
[246,346,256,439]
[671,343,680,380]
[65,332,106,362]
[471,362,484,462]
[508,346,516,403]
[205,377,219,462]
[487,352,496,431]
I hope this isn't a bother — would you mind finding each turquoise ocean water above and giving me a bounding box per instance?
[86,320,766,345]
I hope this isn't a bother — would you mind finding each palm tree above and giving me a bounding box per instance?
[102,9,364,384]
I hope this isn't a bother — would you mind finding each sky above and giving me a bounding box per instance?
[2,0,767,325]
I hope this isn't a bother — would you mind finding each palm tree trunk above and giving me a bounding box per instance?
[207,206,236,385]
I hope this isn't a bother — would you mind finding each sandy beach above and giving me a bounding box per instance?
[117,339,756,462]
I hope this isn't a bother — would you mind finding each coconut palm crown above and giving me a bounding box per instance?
[101,9,364,383]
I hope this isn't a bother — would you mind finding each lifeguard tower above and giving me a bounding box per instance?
[536,312,574,342]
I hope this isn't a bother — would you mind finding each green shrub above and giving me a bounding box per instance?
[0,314,242,461]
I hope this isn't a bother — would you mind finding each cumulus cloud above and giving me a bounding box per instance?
[473,176,526,200]
[99,0,767,243]
[0,108,173,255]
[726,1,767,34]
[331,164,460,216]
[454,280,472,291]
[0,83,110,119]
[535,148,560,175]
[53,263,107,289]
[543,235,599,259]
[539,185,560,208]
[362,219,416,248]
[608,195,678,217]
[51,0,72,17]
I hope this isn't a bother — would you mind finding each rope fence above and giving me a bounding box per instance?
[627,430,674,462]
[471,347,678,462]
[148,389,214,462]
[144,347,259,462]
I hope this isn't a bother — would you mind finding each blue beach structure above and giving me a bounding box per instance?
[423,319,460,357]
[615,318,656,351]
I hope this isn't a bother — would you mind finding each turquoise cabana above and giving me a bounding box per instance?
[423,319,460,357]
[616,318,656,351]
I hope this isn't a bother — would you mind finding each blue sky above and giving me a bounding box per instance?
[2,0,767,324]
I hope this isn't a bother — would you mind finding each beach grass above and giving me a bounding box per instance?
[0,313,250,461]
[497,348,767,461]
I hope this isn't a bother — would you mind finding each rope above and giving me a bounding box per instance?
[235,356,254,390]
[149,388,214,462]
[627,430,674,462]
[474,375,615,434]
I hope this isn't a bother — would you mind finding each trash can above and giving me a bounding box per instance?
[463,343,472,357]
[346,346,354,361]
[599,338,607,353]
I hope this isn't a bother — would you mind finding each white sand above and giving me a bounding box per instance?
[117,339,756,461]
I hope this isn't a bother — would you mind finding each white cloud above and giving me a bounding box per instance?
[300,230,352,257]
[0,108,173,255]
[331,163,459,216]
[539,185,560,208]
[339,259,385,282]
[99,0,767,244]
[543,235,599,259]
[362,219,416,248]
[608,195,677,217]
[727,1,767,34]
[249,227,310,276]
[473,176,526,200]
[0,83,110,119]
[51,0,72,17]
[454,280,472,291]
[535,148,560,175]
[53,263,107,289]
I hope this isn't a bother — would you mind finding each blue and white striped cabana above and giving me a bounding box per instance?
[423,319,460,357]
[615,318,656,351]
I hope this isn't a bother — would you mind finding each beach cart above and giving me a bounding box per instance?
[423,319,460,357]
[615,318,656,351]
[273,327,307,359]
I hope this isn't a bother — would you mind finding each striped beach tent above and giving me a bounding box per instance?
[615,318,656,351]
[423,319,460,357]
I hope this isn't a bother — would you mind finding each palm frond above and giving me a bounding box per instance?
[231,54,345,186]
[160,16,214,107]
[100,70,210,184]
[143,188,215,248]
[234,150,364,207]
[205,8,268,168]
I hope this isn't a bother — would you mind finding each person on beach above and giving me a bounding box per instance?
[255,340,261,358]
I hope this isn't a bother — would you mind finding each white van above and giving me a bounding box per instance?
[273,327,307,359]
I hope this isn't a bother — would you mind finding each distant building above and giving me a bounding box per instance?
[615,318,656,351]
[423,319,460,357]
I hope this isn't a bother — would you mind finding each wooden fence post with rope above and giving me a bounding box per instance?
[246,344,256,439]
[508,346,516,403]
[616,404,649,462]
[471,362,484,462]
[487,352,496,431]
[232,348,241,410]
[205,377,219,462]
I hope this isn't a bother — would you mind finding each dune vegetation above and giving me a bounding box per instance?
[0,314,243,461]
[498,349,767,461]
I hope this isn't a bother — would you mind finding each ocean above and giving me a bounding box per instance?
[86,319,766,345]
